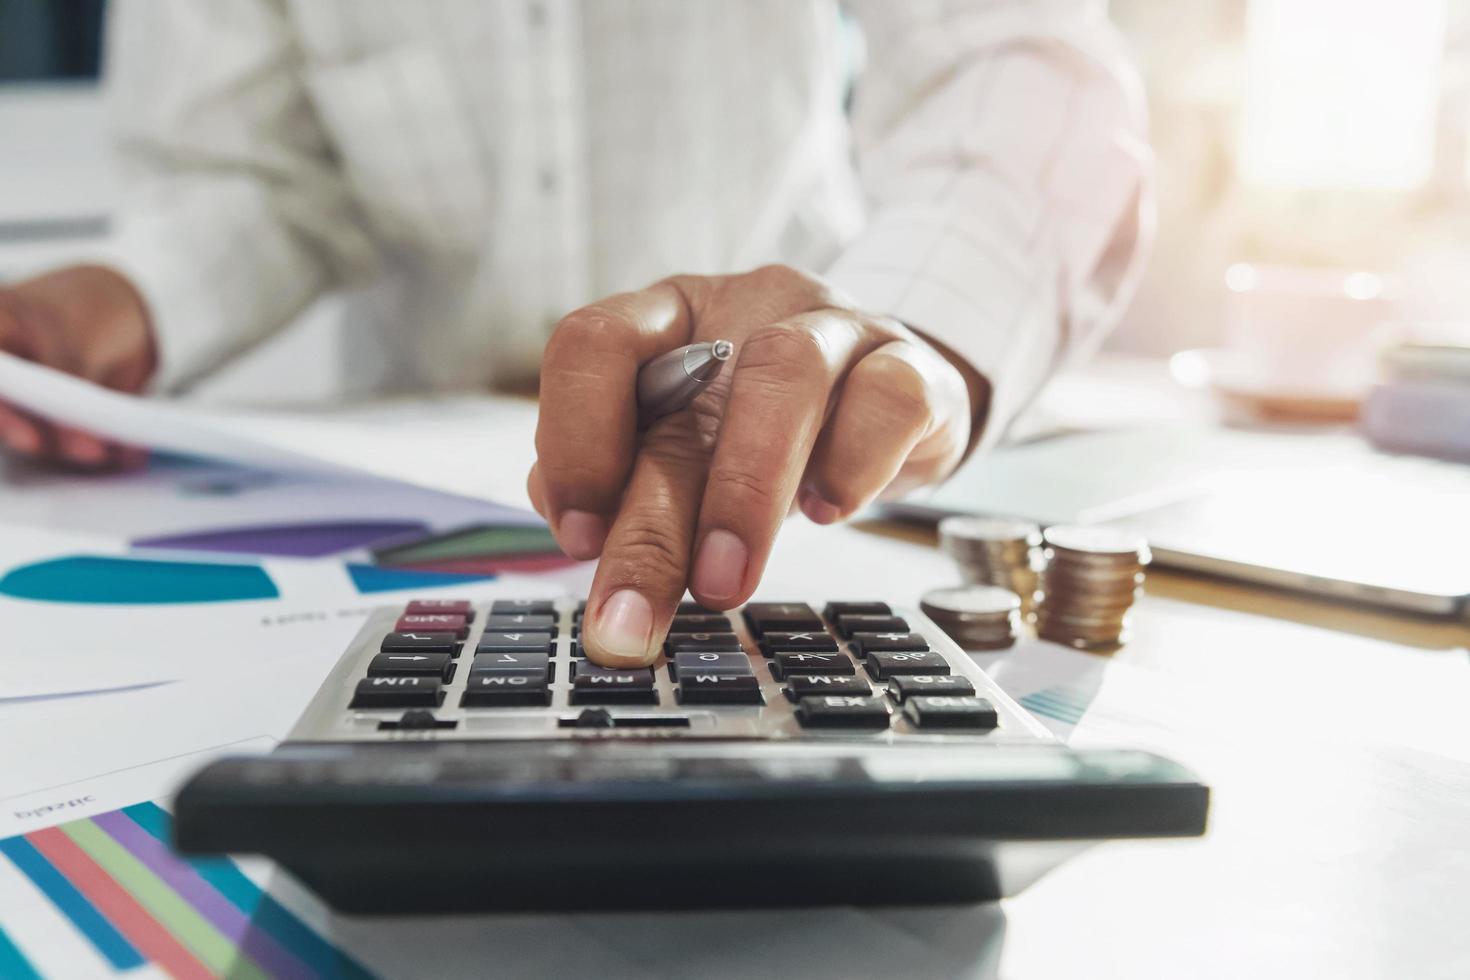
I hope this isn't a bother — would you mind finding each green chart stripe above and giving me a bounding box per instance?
[61,820,270,980]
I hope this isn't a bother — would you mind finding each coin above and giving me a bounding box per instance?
[1042,525,1149,557]
[1034,524,1149,648]
[921,585,1022,651]
[920,585,1022,617]
[938,516,1043,546]
[937,516,1042,618]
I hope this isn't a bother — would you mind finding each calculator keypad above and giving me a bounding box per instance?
[315,596,1041,744]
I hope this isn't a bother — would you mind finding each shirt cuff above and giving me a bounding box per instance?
[825,207,1062,456]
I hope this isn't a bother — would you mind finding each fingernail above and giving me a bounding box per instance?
[592,589,655,664]
[557,510,606,560]
[799,488,842,525]
[692,528,748,602]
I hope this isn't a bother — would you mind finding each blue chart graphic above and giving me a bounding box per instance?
[345,564,493,594]
[0,556,500,605]
[0,556,279,605]
[1019,686,1094,725]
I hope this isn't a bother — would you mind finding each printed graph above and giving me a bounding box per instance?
[1019,685,1094,726]
[0,556,280,605]
[0,802,372,979]
[133,521,430,559]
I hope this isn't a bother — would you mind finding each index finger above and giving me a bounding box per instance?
[534,279,700,557]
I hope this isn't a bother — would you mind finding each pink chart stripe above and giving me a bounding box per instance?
[92,810,314,980]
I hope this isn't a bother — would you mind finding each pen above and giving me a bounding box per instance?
[636,339,734,427]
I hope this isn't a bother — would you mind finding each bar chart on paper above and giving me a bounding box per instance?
[0,802,374,979]
[0,524,572,605]
[0,455,576,605]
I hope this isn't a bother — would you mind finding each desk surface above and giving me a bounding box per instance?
[2,381,1468,979]
[244,514,1464,980]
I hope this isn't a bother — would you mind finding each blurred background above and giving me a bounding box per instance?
[4,0,1470,417]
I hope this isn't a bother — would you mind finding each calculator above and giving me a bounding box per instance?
[174,598,1208,913]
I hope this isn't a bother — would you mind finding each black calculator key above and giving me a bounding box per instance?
[571,664,657,704]
[887,674,975,701]
[380,631,459,654]
[903,696,998,730]
[461,673,552,707]
[483,614,556,635]
[405,598,472,616]
[795,695,892,729]
[822,601,892,619]
[671,652,751,678]
[350,676,443,709]
[396,613,469,638]
[759,631,838,655]
[677,672,763,705]
[671,615,730,632]
[865,650,950,680]
[476,631,554,654]
[573,661,653,680]
[471,651,551,677]
[850,631,930,655]
[771,651,854,678]
[666,632,743,653]
[835,615,909,637]
[784,674,872,699]
[490,599,555,616]
[367,652,453,679]
[743,603,823,636]
[678,601,718,615]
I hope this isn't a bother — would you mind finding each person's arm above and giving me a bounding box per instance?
[530,1,1152,669]
[101,0,378,392]
[828,0,1154,453]
[0,0,377,466]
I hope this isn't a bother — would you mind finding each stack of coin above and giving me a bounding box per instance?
[1035,525,1150,649]
[936,516,1043,616]
[920,585,1023,650]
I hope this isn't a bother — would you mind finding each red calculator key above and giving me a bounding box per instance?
[396,613,469,638]
[405,599,472,616]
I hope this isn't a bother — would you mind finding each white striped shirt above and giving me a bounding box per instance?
[98,0,1150,450]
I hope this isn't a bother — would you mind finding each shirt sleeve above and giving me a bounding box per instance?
[92,0,379,392]
[828,0,1154,453]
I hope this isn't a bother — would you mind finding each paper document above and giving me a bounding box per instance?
[0,351,540,508]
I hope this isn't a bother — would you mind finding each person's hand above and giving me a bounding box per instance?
[0,265,156,468]
[530,265,988,667]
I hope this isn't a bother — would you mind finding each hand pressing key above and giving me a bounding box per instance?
[529,265,988,668]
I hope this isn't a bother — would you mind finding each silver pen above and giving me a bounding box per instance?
[636,339,734,427]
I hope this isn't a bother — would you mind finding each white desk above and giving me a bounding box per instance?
[2,383,1467,979]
